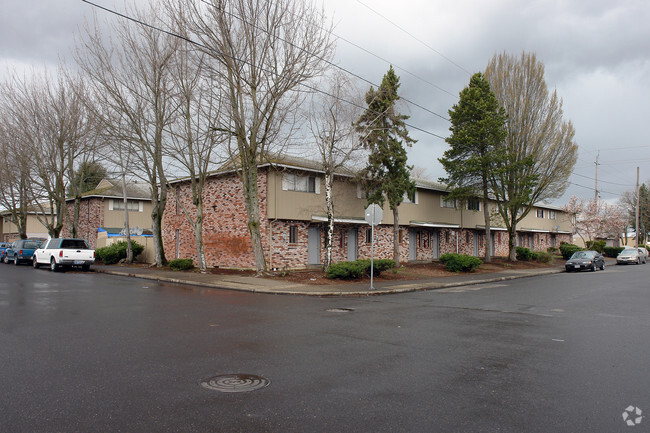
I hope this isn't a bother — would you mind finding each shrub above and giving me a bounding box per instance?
[516,247,534,261]
[534,251,554,264]
[326,259,396,279]
[439,253,482,273]
[168,258,194,271]
[603,246,625,257]
[547,246,559,255]
[585,240,606,253]
[559,243,583,260]
[95,240,145,265]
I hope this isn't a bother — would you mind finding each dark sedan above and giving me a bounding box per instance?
[565,250,605,272]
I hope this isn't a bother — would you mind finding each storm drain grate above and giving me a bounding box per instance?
[326,308,355,313]
[200,374,270,393]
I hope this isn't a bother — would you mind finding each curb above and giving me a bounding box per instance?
[93,267,566,297]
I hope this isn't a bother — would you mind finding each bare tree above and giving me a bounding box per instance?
[76,2,180,266]
[485,52,578,260]
[166,43,228,271]
[2,67,92,238]
[0,107,31,239]
[169,0,335,273]
[307,71,363,270]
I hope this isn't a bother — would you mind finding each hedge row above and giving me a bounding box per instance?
[95,240,145,265]
[326,259,396,279]
[515,247,554,264]
[439,253,482,273]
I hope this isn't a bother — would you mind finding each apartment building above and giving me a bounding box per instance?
[163,158,573,270]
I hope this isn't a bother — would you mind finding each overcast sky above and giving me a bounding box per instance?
[2,0,649,206]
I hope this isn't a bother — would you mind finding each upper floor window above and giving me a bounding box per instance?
[441,196,456,208]
[467,198,481,211]
[536,209,544,218]
[282,173,320,194]
[110,199,142,212]
[403,190,418,204]
[548,210,556,220]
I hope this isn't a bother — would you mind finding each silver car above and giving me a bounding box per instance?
[616,247,646,265]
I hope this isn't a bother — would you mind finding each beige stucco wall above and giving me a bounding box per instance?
[266,168,573,233]
[102,199,153,229]
[2,214,50,241]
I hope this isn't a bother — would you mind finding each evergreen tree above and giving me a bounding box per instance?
[355,66,416,264]
[439,72,507,262]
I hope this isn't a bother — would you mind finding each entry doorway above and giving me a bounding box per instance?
[308,226,320,265]
[347,228,358,261]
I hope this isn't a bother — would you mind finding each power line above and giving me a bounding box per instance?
[80,0,448,141]
[572,172,635,187]
[199,0,451,122]
[355,0,472,76]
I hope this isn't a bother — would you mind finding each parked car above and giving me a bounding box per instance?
[565,250,605,272]
[0,242,11,262]
[3,239,43,265]
[616,247,646,265]
[637,247,649,263]
[32,238,95,272]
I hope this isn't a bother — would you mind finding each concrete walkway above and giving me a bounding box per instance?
[91,261,583,296]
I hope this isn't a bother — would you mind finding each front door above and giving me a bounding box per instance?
[308,226,320,265]
[432,231,439,259]
[347,228,357,261]
[409,229,416,261]
[473,232,479,256]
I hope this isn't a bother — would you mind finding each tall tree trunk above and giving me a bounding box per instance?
[508,219,517,261]
[72,196,81,239]
[194,202,206,271]
[241,162,266,274]
[324,172,334,270]
[393,206,400,265]
[482,197,492,262]
[121,173,133,263]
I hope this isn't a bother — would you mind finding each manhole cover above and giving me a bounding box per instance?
[326,308,355,313]
[200,374,270,393]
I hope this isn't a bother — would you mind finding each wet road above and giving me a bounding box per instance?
[1,262,648,432]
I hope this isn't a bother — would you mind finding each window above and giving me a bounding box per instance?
[366,229,372,244]
[467,198,481,211]
[289,225,298,244]
[112,199,140,212]
[441,196,456,208]
[403,191,418,204]
[548,210,556,220]
[445,231,449,243]
[536,209,544,218]
[466,231,470,244]
[282,173,319,193]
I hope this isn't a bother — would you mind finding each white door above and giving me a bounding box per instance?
[432,231,439,259]
[308,226,320,265]
[347,228,357,261]
[409,230,416,261]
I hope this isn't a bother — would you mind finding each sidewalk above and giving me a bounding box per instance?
[91,261,577,296]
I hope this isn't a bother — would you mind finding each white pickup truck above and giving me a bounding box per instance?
[33,238,95,272]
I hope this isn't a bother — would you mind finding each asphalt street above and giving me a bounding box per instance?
[0,262,648,432]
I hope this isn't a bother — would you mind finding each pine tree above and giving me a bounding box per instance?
[439,72,507,262]
[355,66,416,264]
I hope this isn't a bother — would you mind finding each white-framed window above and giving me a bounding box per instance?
[548,210,556,220]
[110,199,142,212]
[467,198,481,211]
[403,190,418,204]
[536,209,544,218]
[440,196,456,208]
[282,173,320,194]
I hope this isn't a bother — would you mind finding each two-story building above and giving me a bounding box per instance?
[162,157,573,270]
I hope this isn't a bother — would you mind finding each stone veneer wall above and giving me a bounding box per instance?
[162,171,573,269]
[163,171,268,269]
[61,198,105,249]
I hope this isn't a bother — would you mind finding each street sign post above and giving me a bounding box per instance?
[365,204,383,290]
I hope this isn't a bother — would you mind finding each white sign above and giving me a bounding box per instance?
[365,204,383,226]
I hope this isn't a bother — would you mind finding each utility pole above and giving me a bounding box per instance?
[634,167,639,248]
[594,152,600,204]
